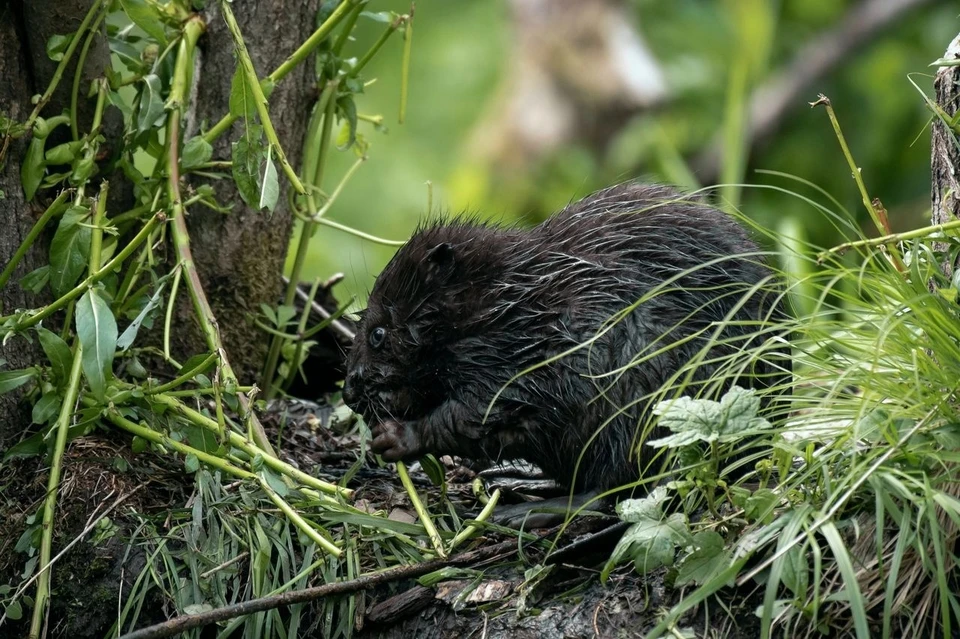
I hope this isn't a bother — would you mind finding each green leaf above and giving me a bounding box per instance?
[360,11,394,23]
[602,487,689,581]
[2,430,45,461]
[37,327,72,384]
[119,0,168,45]
[258,146,279,212]
[0,368,37,395]
[136,74,166,135]
[117,282,165,351]
[335,95,358,150]
[675,531,728,586]
[20,265,50,294]
[3,600,23,621]
[48,205,91,297]
[45,32,75,61]
[110,38,145,73]
[231,124,266,207]
[131,436,149,454]
[228,66,256,120]
[44,140,83,165]
[181,136,213,170]
[76,289,118,401]
[20,136,45,202]
[420,454,446,486]
[648,386,771,448]
[261,468,288,497]
[32,392,62,425]
[184,453,200,473]
[743,488,778,523]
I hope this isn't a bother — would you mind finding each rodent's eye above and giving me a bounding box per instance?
[369,327,386,349]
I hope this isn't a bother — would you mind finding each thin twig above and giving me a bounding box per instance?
[119,532,547,639]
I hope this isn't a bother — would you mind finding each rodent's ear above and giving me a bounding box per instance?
[424,242,455,279]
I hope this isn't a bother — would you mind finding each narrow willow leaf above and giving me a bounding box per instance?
[20,136,45,202]
[232,124,265,207]
[31,392,62,425]
[0,368,37,395]
[37,327,72,384]
[228,66,256,120]
[258,146,279,212]
[119,0,168,45]
[137,74,166,135]
[48,205,91,297]
[76,289,118,401]
[117,282,165,351]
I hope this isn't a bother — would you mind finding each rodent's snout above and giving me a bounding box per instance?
[342,367,363,408]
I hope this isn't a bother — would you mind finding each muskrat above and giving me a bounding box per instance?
[343,182,786,520]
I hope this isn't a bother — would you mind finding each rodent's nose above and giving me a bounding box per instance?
[342,368,363,407]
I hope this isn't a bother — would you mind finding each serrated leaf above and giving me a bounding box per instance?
[0,368,37,395]
[76,289,118,401]
[136,74,166,135]
[228,66,256,120]
[37,327,72,384]
[615,486,670,523]
[20,136,45,202]
[648,386,771,448]
[181,136,213,170]
[117,282,165,351]
[675,531,728,586]
[32,392,62,425]
[45,32,74,62]
[119,0,168,45]
[603,489,688,581]
[49,205,91,297]
[743,488,779,523]
[258,147,279,212]
[20,265,50,294]
[231,124,265,207]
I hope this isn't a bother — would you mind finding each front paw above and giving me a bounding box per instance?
[370,420,420,462]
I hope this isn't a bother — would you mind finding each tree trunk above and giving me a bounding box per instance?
[169,1,320,384]
[932,34,960,227]
[0,1,45,441]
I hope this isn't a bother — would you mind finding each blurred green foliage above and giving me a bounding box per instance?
[301,0,957,303]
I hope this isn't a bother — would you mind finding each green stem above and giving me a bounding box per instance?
[0,190,70,293]
[2,0,105,164]
[398,11,413,124]
[306,156,365,222]
[448,489,500,551]
[70,10,107,141]
[262,80,339,397]
[332,2,364,55]
[202,0,359,144]
[29,342,84,639]
[349,15,404,79]
[8,212,166,331]
[89,182,108,271]
[219,0,305,194]
[260,482,341,556]
[811,94,904,268]
[396,462,446,558]
[162,264,182,360]
[819,218,960,261]
[147,351,218,395]
[281,278,322,392]
[148,392,352,499]
[314,216,405,246]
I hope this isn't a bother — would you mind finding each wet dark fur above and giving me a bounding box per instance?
[344,183,785,493]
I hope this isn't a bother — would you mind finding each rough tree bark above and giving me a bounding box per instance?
[0,1,45,441]
[169,1,320,384]
[932,33,960,234]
